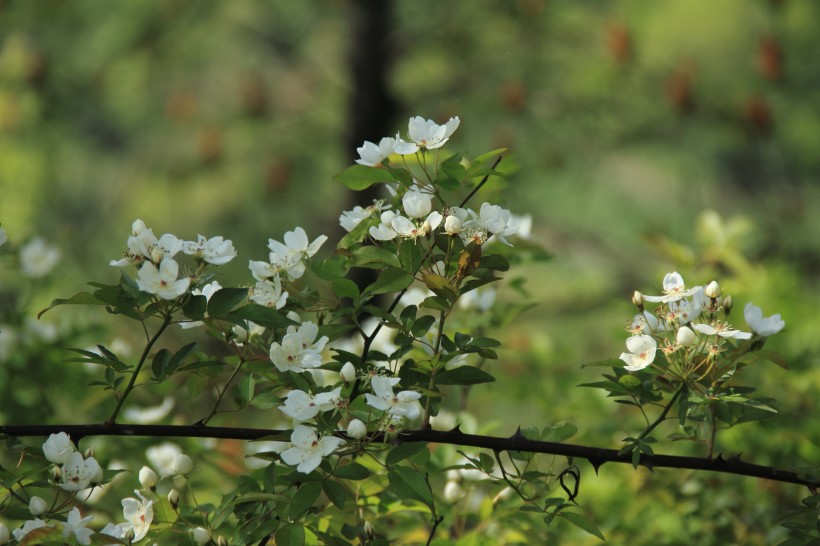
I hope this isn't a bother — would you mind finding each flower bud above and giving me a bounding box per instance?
[444,215,463,235]
[722,295,733,316]
[192,527,211,545]
[363,521,375,540]
[216,536,228,546]
[131,219,148,236]
[123,528,136,542]
[0,522,10,545]
[150,247,164,264]
[705,281,721,299]
[84,447,95,459]
[167,488,180,509]
[42,432,74,464]
[50,465,62,482]
[347,419,367,440]
[676,326,696,347]
[29,496,47,516]
[139,466,158,490]
[443,480,463,503]
[632,291,644,309]
[340,362,356,383]
[172,454,193,475]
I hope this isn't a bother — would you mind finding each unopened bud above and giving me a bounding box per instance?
[131,219,148,236]
[216,536,227,546]
[722,295,733,315]
[29,496,47,516]
[705,281,721,299]
[444,215,463,235]
[192,527,211,545]
[340,362,356,383]
[150,247,164,264]
[139,466,158,490]
[632,291,644,309]
[123,528,136,542]
[168,488,180,509]
[0,522,10,545]
[347,419,367,440]
[363,521,375,540]
[84,447,95,459]
[676,326,697,347]
[173,454,193,475]
[50,465,62,482]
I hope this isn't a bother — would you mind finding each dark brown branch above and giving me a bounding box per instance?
[1,423,815,489]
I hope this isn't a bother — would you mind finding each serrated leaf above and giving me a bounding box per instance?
[333,164,394,190]
[557,511,605,541]
[435,366,495,385]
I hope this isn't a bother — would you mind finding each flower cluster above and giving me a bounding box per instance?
[619,272,785,374]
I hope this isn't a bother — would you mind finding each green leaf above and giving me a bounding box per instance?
[332,278,360,300]
[420,295,450,312]
[334,463,371,480]
[435,366,495,385]
[207,288,248,316]
[274,524,306,546]
[182,294,207,320]
[314,257,347,281]
[225,304,297,329]
[333,164,394,190]
[168,342,196,372]
[365,267,414,295]
[323,480,349,509]
[38,291,104,318]
[541,421,578,443]
[249,392,281,409]
[289,482,322,519]
[353,245,401,268]
[386,442,428,466]
[477,254,510,272]
[399,240,424,271]
[557,511,605,541]
[388,466,434,510]
[411,315,437,338]
[152,349,172,380]
[473,147,507,164]
[440,152,466,180]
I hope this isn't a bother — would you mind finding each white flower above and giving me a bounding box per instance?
[668,288,705,324]
[355,136,396,166]
[458,287,496,312]
[692,322,752,340]
[121,490,153,542]
[339,200,389,232]
[232,321,266,345]
[369,210,400,241]
[346,419,367,440]
[43,432,75,464]
[136,258,190,299]
[394,116,460,154]
[390,211,443,239]
[619,335,657,372]
[12,519,48,541]
[172,453,193,475]
[138,466,158,489]
[192,527,211,545]
[509,214,532,239]
[267,227,328,280]
[642,272,701,303]
[62,507,94,545]
[59,452,102,491]
[402,189,433,219]
[110,222,182,267]
[443,480,464,503]
[182,235,236,265]
[29,496,47,516]
[269,321,329,373]
[124,397,175,424]
[468,203,517,245]
[280,425,344,474]
[365,376,422,419]
[249,276,288,309]
[100,522,127,544]
[744,302,785,337]
[146,442,182,477]
[279,388,341,422]
[20,237,60,277]
[628,311,663,335]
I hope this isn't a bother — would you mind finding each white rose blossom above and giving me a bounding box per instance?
[402,189,433,219]
[619,335,657,372]
[339,199,389,232]
[43,432,75,464]
[12,519,48,542]
[249,275,288,309]
[267,227,328,280]
[365,376,422,420]
[19,237,61,278]
[62,507,94,545]
[280,425,344,474]
[279,388,342,422]
[136,258,190,300]
[744,302,785,337]
[58,452,103,492]
[355,136,396,166]
[110,221,182,267]
[692,322,752,340]
[181,234,236,265]
[269,321,329,373]
[121,490,153,542]
[145,442,182,477]
[642,272,701,304]
[394,116,460,154]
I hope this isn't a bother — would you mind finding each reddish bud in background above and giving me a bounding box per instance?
[665,65,695,114]
[744,95,773,135]
[758,36,782,81]
[499,80,527,112]
[198,127,223,165]
[606,22,632,64]
[165,90,198,123]
[266,159,292,194]
[241,72,268,117]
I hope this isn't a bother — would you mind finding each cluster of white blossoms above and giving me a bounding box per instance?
[619,272,785,372]
[110,219,237,300]
[355,116,461,167]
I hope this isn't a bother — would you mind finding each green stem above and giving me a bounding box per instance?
[422,311,448,428]
[198,357,247,426]
[638,384,685,441]
[106,314,172,425]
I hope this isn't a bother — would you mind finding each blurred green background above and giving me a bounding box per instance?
[2,0,820,543]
